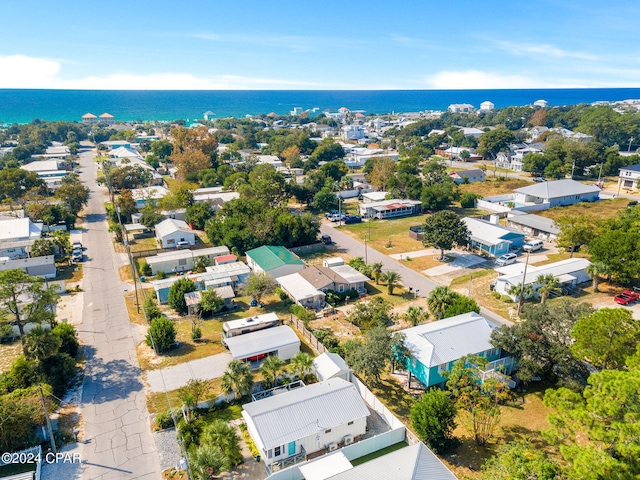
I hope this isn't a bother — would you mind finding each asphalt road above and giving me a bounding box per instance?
[76,143,161,479]
[320,221,512,327]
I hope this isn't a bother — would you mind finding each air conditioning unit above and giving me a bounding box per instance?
[343,434,354,445]
[328,442,338,452]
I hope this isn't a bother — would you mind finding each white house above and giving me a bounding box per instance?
[505,211,560,240]
[312,352,351,382]
[359,199,421,220]
[618,164,640,191]
[131,186,170,208]
[513,179,600,207]
[495,258,591,300]
[341,125,366,141]
[448,103,475,113]
[0,255,56,279]
[20,159,69,190]
[242,378,370,473]
[463,217,525,257]
[154,219,196,249]
[145,246,230,275]
[480,101,495,112]
[224,325,300,363]
[449,169,485,184]
[0,217,43,259]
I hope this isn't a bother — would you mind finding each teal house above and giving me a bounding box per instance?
[402,312,515,388]
[463,217,525,257]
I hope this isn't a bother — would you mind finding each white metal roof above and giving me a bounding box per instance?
[514,179,600,200]
[277,272,325,301]
[329,265,369,284]
[402,312,498,367]
[242,377,369,450]
[499,257,591,287]
[21,160,61,172]
[146,246,230,265]
[299,451,353,480]
[312,352,351,381]
[155,219,192,238]
[0,218,42,242]
[463,217,522,246]
[225,325,299,360]
[324,443,456,480]
[132,186,169,201]
[151,261,250,289]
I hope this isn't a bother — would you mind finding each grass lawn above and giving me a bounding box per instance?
[369,373,417,426]
[449,269,515,319]
[443,380,555,478]
[536,196,629,222]
[119,264,133,282]
[364,282,416,307]
[124,288,155,325]
[147,378,222,415]
[458,178,533,198]
[337,216,428,255]
[351,442,408,466]
[57,263,83,285]
[397,253,453,275]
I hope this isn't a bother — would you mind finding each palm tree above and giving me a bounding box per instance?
[220,359,254,400]
[508,283,535,301]
[536,274,562,304]
[260,355,286,388]
[586,261,606,292]
[371,262,383,285]
[24,326,61,362]
[403,306,430,326]
[203,420,243,467]
[381,270,402,295]
[189,444,229,480]
[427,286,456,320]
[289,352,313,380]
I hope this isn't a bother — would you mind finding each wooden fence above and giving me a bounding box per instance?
[288,317,328,355]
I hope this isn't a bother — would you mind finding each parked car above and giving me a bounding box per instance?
[176,241,192,248]
[614,290,640,305]
[344,215,362,224]
[71,249,83,262]
[495,253,517,267]
[523,240,544,252]
[325,210,340,219]
[628,201,638,208]
[321,234,332,245]
[532,177,546,183]
[72,241,83,251]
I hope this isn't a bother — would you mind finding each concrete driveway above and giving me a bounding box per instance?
[145,352,233,392]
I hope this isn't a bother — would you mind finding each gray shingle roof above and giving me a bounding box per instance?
[514,179,600,199]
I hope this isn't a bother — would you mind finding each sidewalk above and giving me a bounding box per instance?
[145,352,233,392]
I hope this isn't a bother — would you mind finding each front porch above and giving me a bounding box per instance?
[266,445,307,474]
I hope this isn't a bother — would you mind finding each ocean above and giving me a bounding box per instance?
[1,88,640,124]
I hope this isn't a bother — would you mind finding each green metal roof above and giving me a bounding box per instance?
[246,245,304,271]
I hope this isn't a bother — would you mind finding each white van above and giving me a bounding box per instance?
[523,240,544,252]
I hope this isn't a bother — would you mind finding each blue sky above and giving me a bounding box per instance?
[1,0,639,90]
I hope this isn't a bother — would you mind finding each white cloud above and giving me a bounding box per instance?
[422,70,590,89]
[0,55,63,88]
[0,54,320,90]
[492,40,599,61]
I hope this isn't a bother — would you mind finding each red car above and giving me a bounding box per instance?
[614,290,640,305]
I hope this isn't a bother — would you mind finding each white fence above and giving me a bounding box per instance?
[0,445,41,480]
[350,376,405,430]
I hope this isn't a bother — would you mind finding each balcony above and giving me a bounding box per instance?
[266,446,307,474]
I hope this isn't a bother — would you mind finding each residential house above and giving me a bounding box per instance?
[402,312,515,388]
[225,325,300,363]
[82,113,98,125]
[312,352,351,382]
[0,255,56,279]
[448,103,475,113]
[505,211,560,241]
[618,164,640,191]
[100,140,131,150]
[361,191,388,203]
[145,246,230,275]
[20,159,69,190]
[0,218,43,259]
[459,127,485,138]
[154,219,196,249]
[151,261,251,303]
[305,443,456,480]
[256,155,283,168]
[131,186,170,208]
[480,101,494,111]
[449,169,485,184]
[534,99,548,108]
[214,254,237,265]
[192,188,240,209]
[434,146,482,161]
[245,245,305,278]
[359,199,422,220]
[99,112,115,125]
[513,179,600,207]
[160,208,187,222]
[463,217,525,257]
[341,125,366,141]
[242,378,370,473]
[184,285,236,314]
[494,258,591,300]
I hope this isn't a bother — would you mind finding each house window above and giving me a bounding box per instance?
[178,259,187,266]
[338,284,344,293]
[325,429,331,434]
[267,449,273,459]
[274,446,281,457]
[348,421,353,426]
[167,239,175,245]
[438,363,448,374]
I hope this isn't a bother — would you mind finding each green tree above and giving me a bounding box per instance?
[490,299,594,385]
[54,173,90,215]
[220,359,254,400]
[199,289,223,316]
[24,326,61,362]
[244,164,289,208]
[459,192,481,208]
[185,202,214,230]
[410,389,457,454]
[202,419,243,467]
[150,139,174,159]
[481,440,560,480]
[142,297,163,321]
[260,355,285,388]
[370,262,383,285]
[0,168,46,204]
[289,352,313,380]
[554,215,595,257]
[190,444,229,480]
[403,305,430,326]
[543,366,640,479]
[443,295,480,318]
[420,181,458,211]
[167,278,197,314]
[347,297,394,330]
[477,129,516,159]
[139,208,164,228]
[244,272,277,305]
[0,269,60,352]
[571,308,640,370]
[51,322,79,358]
[365,157,396,191]
[589,229,640,283]
[313,187,338,212]
[421,211,470,260]
[345,327,402,387]
[535,274,562,304]
[178,378,211,424]
[586,261,607,292]
[0,385,48,451]
[427,286,458,320]
[30,238,55,257]
[145,317,177,354]
[116,189,138,223]
[380,270,402,295]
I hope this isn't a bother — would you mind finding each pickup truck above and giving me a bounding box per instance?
[614,290,640,305]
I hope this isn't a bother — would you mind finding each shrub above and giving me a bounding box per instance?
[39,352,77,396]
[155,409,179,430]
[143,297,163,321]
[146,317,177,353]
[52,323,79,358]
[191,326,202,341]
[491,291,502,299]
[290,305,316,325]
[139,260,152,277]
[460,192,481,208]
[167,278,197,314]
[156,270,166,279]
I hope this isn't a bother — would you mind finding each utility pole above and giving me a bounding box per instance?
[39,384,57,454]
[468,274,473,298]
[516,251,531,317]
[364,237,368,264]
